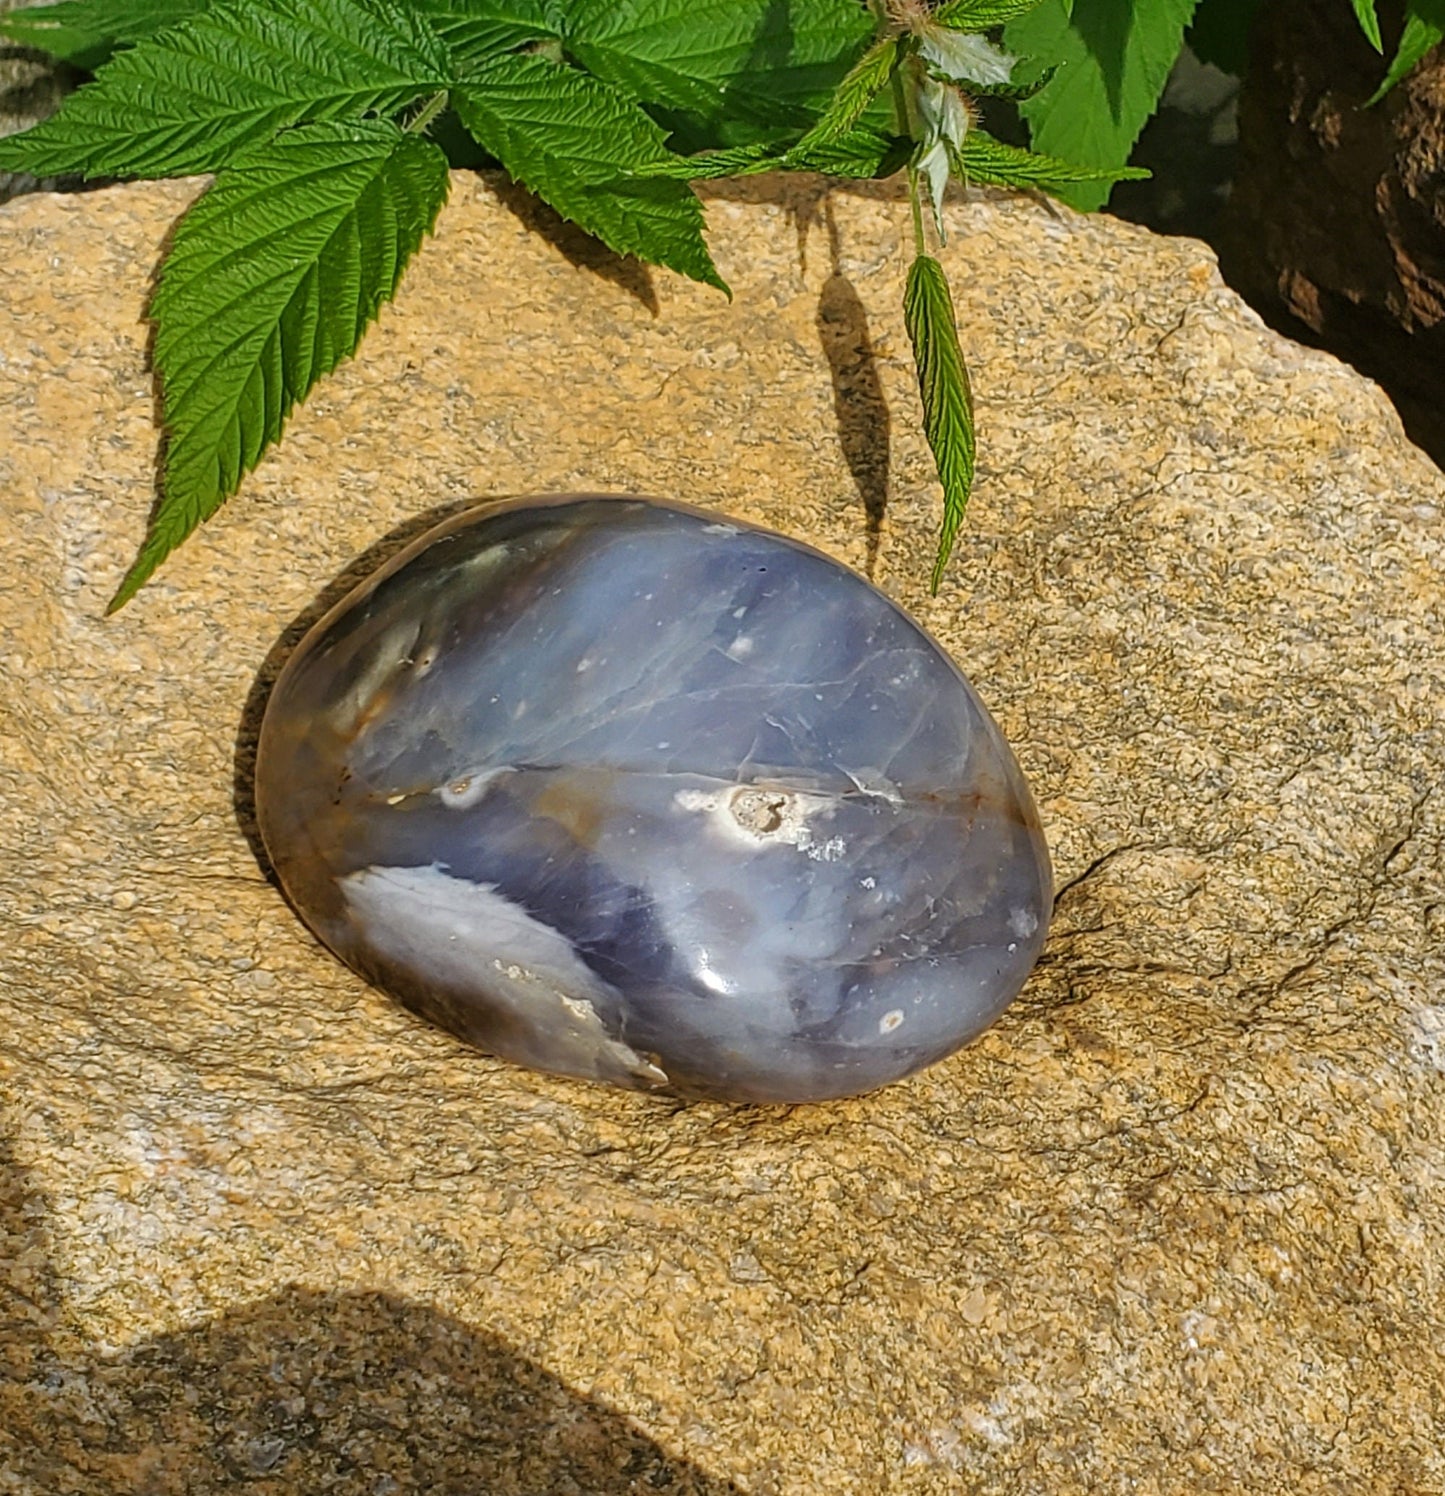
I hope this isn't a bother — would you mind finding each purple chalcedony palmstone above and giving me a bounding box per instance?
[255,497,1051,1102]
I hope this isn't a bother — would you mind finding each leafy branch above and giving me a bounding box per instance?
[2,0,1437,606]
[0,0,1133,603]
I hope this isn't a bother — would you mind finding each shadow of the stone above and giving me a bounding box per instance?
[0,1124,739,1494]
[0,45,84,207]
[0,61,72,119]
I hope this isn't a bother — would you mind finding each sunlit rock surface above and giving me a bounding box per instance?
[256,497,1051,1102]
[6,176,1445,1492]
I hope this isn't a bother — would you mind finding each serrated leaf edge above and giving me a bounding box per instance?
[902,252,975,595]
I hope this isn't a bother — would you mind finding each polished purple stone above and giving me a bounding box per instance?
[255,497,1051,1102]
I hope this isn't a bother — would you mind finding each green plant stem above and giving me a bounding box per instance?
[885,39,932,255]
[888,43,913,138]
[907,166,926,253]
[405,90,449,136]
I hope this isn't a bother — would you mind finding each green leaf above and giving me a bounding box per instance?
[111,118,449,608]
[0,0,207,68]
[630,142,779,180]
[416,0,559,67]
[791,34,900,151]
[954,127,1149,193]
[902,253,976,595]
[633,120,910,183]
[1004,0,1199,211]
[1351,0,1383,52]
[1367,2,1445,102]
[964,64,1058,100]
[453,53,726,290]
[559,0,874,138]
[0,0,453,181]
[933,0,1053,28]
[632,117,910,183]
[787,123,911,179]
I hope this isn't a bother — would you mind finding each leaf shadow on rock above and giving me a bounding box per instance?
[0,1113,741,1495]
[814,196,890,577]
[485,172,660,316]
[702,176,894,574]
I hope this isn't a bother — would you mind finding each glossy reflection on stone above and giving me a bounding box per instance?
[255,497,1052,1103]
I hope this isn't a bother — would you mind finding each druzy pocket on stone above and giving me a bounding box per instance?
[255,497,1051,1103]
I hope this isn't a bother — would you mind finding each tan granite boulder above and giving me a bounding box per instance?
[2,172,1443,1494]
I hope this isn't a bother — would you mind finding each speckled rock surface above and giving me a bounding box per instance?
[2,172,1443,1494]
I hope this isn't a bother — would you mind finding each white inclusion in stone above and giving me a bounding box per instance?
[702,522,740,535]
[672,785,845,860]
[1008,907,1039,939]
[1410,1006,1445,1072]
[340,864,667,1085]
[843,767,903,805]
[732,607,748,619]
[725,635,755,661]
[879,1009,905,1034]
[437,765,513,810]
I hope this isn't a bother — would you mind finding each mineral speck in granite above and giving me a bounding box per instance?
[1,172,1443,1494]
